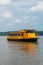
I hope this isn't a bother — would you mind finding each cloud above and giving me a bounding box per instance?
[0,18,4,22]
[0,7,5,12]
[13,2,29,7]
[12,0,39,6]
[16,8,22,11]
[31,16,38,19]
[15,19,22,22]
[24,1,43,12]
[7,23,13,26]
[22,16,28,20]
[25,20,30,23]
[0,7,12,19]
[0,0,11,5]
[3,11,12,18]
[1,12,12,19]
[31,22,39,26]
[0,0,34,6]
[30,1,43,11]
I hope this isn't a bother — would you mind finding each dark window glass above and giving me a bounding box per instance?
[9,34,20,36]
[9,34,12,36]
[26,30,35,33]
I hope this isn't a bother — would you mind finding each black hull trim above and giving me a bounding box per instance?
[7,38,37,42]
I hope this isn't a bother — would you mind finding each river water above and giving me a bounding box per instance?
[0,36,43,65]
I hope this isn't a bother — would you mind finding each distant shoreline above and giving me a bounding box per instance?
[0,31,43,36]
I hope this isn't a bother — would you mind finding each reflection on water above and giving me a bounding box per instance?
[8,41,38,55]
[0,36,43,65]
[8,41,38,57]
[20,42,38,55]
[7,41,38,65]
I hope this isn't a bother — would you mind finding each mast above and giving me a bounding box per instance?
[26,21,31,30]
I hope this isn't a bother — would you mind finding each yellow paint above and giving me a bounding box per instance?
[7,29,39,40]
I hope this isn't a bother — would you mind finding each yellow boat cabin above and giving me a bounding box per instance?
[7,29,39,42]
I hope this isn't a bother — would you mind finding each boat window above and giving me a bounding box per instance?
[26,31,35,33]
[9,34,12,36]
[17,34,20,36]
[9,34,20,36]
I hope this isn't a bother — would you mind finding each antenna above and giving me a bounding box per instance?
[26,21,31,30]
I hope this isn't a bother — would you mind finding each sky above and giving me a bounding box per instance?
[0,0,43,32]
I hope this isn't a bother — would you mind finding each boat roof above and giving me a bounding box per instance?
[20,29,36,32]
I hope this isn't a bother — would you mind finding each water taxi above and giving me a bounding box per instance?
[7,29,39,42]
